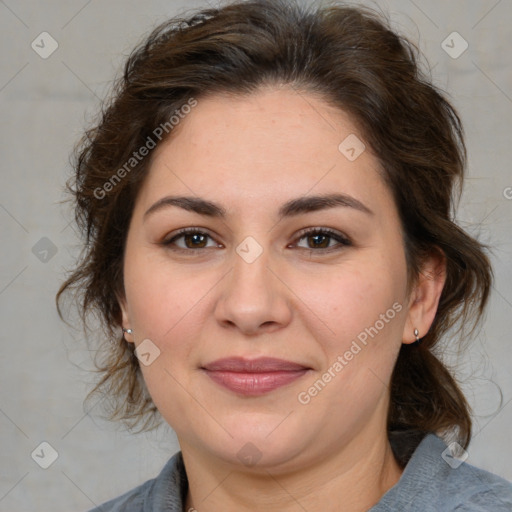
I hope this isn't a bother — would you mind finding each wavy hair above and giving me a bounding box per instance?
[56,0,493,463]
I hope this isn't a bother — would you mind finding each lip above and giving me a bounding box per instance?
[201,357,310,396]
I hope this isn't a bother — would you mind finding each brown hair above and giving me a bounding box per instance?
[56,0,493,463]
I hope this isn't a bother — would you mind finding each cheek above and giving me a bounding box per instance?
[296,263,405,411]
[294,256,405,349]
[123,249,214,340]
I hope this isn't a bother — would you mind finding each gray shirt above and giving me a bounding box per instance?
[89,433,512,511]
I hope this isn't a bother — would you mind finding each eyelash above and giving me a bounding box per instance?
[161,227,352,254]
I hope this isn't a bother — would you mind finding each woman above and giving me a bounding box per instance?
[56,0,512,510]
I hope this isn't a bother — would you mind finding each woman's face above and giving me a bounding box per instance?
[119,86,420,470]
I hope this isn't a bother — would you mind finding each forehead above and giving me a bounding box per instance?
[135,86,393,218]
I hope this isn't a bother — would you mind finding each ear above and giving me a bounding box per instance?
[402,247,446,344]
[117,292,134,343]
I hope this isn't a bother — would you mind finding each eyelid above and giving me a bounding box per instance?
[162,227,222,249]
[292,226,351,245]
[290,227,352,252]
[161,226,352,252]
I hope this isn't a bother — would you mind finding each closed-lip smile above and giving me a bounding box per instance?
[201,357,311,396]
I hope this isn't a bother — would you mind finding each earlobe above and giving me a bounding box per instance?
[122,328,134,342]
[116,292,134,343]
[402,248,447,345]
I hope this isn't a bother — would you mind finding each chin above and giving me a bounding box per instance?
[192,413,313,470]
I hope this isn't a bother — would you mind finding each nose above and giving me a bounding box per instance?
[214,242,292,336]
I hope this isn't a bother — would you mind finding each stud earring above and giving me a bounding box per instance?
[122,328,133,336]
[413,328,420,344]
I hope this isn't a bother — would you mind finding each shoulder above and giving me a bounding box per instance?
[447,459,512,511]
[371,432,512,512]
[86,477,154,512]
[86,451,186,512]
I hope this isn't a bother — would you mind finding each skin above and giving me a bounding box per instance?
[118,85,446,512]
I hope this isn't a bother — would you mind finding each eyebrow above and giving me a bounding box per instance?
[143,193,374,222]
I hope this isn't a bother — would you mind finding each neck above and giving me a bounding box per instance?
[181,427,403,512]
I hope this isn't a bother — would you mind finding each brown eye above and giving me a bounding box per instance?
[294,228,351,251]
[162,228,219,250]
[181,232,208,249]
[161,227,351,254]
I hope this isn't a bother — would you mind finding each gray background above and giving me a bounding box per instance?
[0,0,511,510]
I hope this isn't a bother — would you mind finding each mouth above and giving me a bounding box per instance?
[201,357,311,396]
